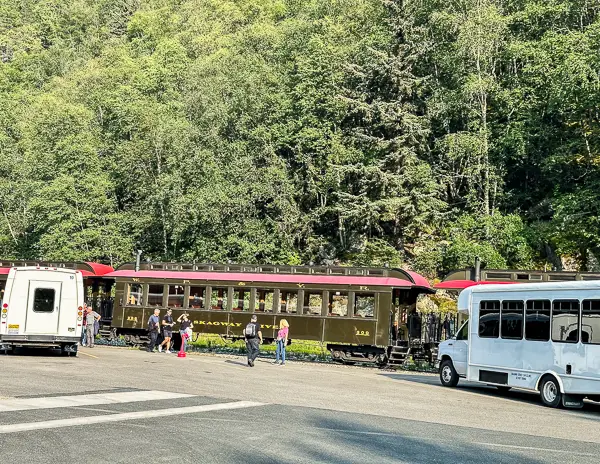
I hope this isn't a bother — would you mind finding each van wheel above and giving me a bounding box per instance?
[439,359,459,387]
[540,376,561,408]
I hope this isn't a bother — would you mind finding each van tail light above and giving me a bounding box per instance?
[1,303,7,319]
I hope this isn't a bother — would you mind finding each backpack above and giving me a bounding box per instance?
[244,322,257,338]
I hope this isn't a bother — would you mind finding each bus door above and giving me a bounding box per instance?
[25,281,62,334]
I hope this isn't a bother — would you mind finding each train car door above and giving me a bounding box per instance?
[25,281,62,334]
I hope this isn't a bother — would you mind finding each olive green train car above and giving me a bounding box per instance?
[107,262,433,363]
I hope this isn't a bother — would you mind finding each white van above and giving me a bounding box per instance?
[0,267,84,355]
[437,281,600,408]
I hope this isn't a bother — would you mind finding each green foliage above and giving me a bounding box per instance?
[0,0,598,274]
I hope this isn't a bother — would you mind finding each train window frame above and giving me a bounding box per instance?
[147,284,165,307]
[280,291,298,314]
[188,286,205,310]
[328,291,348,317]
[167,284,185,308]
[211,287,228,311]
[501,300,524,340]
[525,299,551,341]
[551,299,580,343]
[303,291,323,316]
[478,300,500,338]
[354,293,375,318]
[125,283,144,306]
[582,299,600,345]
[255,289,275,313]
[232,288,251,312]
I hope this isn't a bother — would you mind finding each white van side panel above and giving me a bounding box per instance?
[0,268,83,343]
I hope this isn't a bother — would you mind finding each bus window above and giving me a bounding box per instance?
[147,285,164,306]
[354,293,375,318]
[456,321,468,340]
[478,300,500,338]
[329,292,348,317]
[525,300,550,341]
[280,291,298,313]
[552,300,580,343]
[501,300,524,339]
[126,283,143,306]
[582,300,600,344]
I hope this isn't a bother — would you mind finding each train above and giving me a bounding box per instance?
[2,258,595,365]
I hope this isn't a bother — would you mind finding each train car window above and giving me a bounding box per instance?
[188,286,205,309]
[255,289,274,312]
[147,285,164,307]
[303,292,322,316]
[126,283,143,306]
[280,291,297,313]
[211,287,228,310]
[354,294,375,318]
[582,300,600,344]
[478,300,500,338]
[525,300,550,341]
[167,285,185,308]
[329,292,348,317]
[501,300,524,340]
[232,288,250,311]
[552,300,580,343]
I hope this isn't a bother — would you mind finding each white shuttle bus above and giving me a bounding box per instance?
[0,267,84,355]
[437,281,600,408]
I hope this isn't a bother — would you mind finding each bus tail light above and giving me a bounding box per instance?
[1,303,7,318]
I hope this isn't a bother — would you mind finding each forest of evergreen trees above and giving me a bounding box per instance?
[0,0,599,276]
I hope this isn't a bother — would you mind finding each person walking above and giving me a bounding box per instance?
[147,308,161,353]
[85,306,101,348]
[244,314,262,367]
[80,303,89,347]
[177,312,193,352]
[159,309,175,353]
[274,319,289,365]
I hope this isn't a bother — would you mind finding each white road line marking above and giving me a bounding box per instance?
[0,390,194,412]
[475,442,596,457]
[0,401,265,434]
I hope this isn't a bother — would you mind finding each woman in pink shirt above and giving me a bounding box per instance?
[274,319,289,365]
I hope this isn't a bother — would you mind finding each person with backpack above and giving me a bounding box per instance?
[147,308,161,353]
[244,314,262,367]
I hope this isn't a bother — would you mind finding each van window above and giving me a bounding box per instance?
[33,288,55,313]
[582,300,600,344]
[478,300,500,338]
[552,300,580,343]
[501,300,524,339]
[525,300,550,341]
[456,321,469,340]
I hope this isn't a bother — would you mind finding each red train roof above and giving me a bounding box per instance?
[434,280,515,290]
[106,269,431,289]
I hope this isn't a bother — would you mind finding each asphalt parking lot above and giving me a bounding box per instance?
[0,347,599,463]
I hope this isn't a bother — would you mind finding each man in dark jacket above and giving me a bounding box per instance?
[244,314,262,367]
[147,309,161,353]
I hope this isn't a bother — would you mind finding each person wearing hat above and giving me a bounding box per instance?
[177,312,194,352]
[159,309,175,353]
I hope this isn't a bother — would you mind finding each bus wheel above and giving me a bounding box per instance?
[439,359,459,387]
[540,376,561,408]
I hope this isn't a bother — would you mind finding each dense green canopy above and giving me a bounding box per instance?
[1,0,598,275]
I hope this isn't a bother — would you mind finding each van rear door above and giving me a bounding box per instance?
[25,281,62,334]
